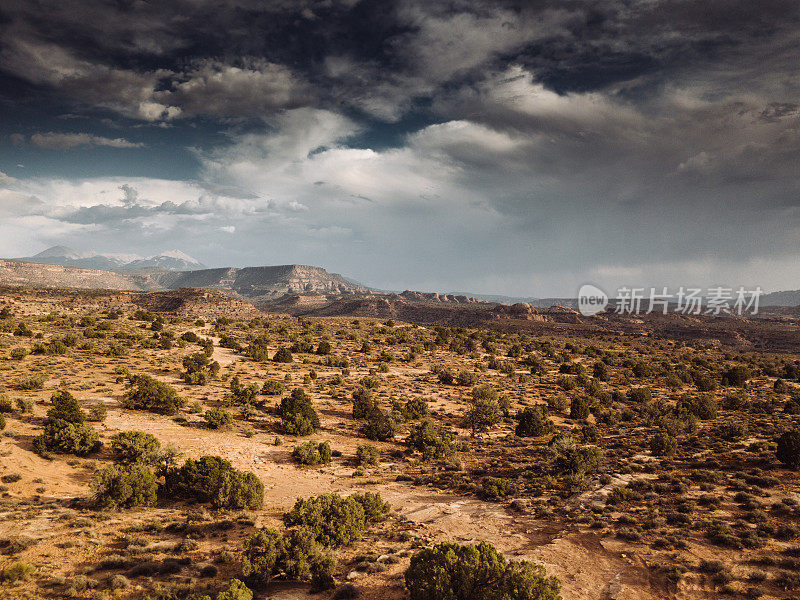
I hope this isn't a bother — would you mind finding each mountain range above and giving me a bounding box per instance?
[15,246,206,272]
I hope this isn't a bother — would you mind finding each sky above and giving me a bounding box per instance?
[0,0,799,297]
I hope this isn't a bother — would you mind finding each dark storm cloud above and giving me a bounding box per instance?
[3,0,795,122]
[0,1,799,295]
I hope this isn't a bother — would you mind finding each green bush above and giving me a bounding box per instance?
[360,408,396,441]
[279,389,320,436]
[355,444,380,467]
[678,394,718,420]
[241,528,335,591]
[480,477,516,501]
[87,402,107,422]
[722,366,750,387]
[48,390,85,423]
[405,541,561,600]
[205,407,233,429]
[273,347,293,363]
[123,374,185,415]
[650,433,678,456]
[261,380,285,396]
[1,560,35,582]
[227,376,260,405]
[316,341,332,355]
[16,374,45,390]
[456,370,479,386]
[777,430,800,469]
[352,387,376,419]
[292,441,332,466]
[9,347,27,360]
[36,419,100,456]
[92,463,158,508]
[111,431,161,464]
[181,352,218,384]
[407,420,454,460]
[463,385,500,436]
[215,579,253,600]
[401,397,429,420]
[164,456,264,509]
[627,387,652,403]
[0,414,5,431]
[515,406,554,437]
[548,434,602,475]
[282,493,389,548]
[569,396,590,420]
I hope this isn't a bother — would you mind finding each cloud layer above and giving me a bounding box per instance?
[0,1,798,295]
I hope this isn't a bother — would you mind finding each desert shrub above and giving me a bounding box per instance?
[722,366,750,387]
[351,492,391,522]
[569,396,590,420]
[407,420,454,460]
[692,372,717,392]
[0,395,12,413]
[87,402,107,422]
[1,560,35,582]
[205,408,233,429]
[679,394,718,420]
[437,368,454,385]
[463,385,501,436]
[48,390,84,422]
[240,528,335,591]
[456,370,479,386]
[292,441,332,466]
[404,541,561,600]
[92,463,158,509]
[164,456,264,509]
[360,408,397,441]
[549,434,603,475]
[181,352,218,384]
[316,341,332,355]
[593,362,610,381]
[111,431,161,464]
[0,414,5,431]
[546,395,569,414]
[480,477,516,501]
[9,347,27,360]
[278,389,320,435]
[273,347,293,363]
[245,335,271,362]
[261,380,285,396]
[650,433,678,456]
[17,374,46,390]
[515,406,554,437]
[123,374,184,415]
[719,421,748,441]
[400,397,428,420]
[352,387,376,419]
[355,444,380,467]
[227,377,260,405]
[777,430,800,469]
[627,387,652,403]
[36,419,100,456]
[214,579,253,600]
[283,494,364,548]
[775,379,790,393]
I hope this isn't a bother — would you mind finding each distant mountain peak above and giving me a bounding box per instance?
[33,245,81,259]
[147,249,200,262]
[16,246,204,272]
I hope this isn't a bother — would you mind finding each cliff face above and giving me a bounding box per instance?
[0,259,144,291]
[0,260,367,301]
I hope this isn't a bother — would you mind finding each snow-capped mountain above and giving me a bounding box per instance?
[18,246,206,272]
[121,250,206,271]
